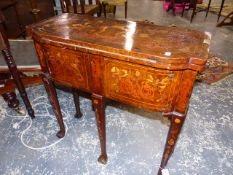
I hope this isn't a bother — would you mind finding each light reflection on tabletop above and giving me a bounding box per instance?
[124,21,136,51]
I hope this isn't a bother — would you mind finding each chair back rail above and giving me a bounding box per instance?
[60,0,100,15]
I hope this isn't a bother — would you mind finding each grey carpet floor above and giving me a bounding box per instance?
[0,75,232,175]
[0,0,233,174]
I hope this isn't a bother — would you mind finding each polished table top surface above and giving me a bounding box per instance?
[27,13,210,71]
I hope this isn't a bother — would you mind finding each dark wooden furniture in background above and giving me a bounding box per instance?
[0,0,22,38]
[0,0,55,38]
[27,13,210,174]
[182,0,233,25]
[191,0,212,22]
[0,68,41,113]
[102,0,128,19]
[181,0,209,23]
[217,11,233,26]
[217,0,233,27]
[60,0,101,16]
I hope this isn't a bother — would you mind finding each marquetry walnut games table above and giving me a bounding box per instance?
[27,13,210,174]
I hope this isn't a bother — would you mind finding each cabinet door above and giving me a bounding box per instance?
[44,45,90,91]
[103,58,182,112]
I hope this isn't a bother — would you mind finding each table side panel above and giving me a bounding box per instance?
[103,58,183,112]
[35,41,187,112]
[43,45,90,91]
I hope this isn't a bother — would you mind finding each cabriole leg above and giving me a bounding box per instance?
[91,93,107,164]
[72,89,83,118]
[158,112,186,175]
[42,73,65,138]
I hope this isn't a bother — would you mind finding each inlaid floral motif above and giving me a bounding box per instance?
[104,61,179,111]
[44,45,89,90]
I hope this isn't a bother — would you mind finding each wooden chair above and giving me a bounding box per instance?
[182,0,212,23]
[60,0,101,16]
[0,9,83,134]
[0,11,42,117]
[101,0,127,18]
[0,15,83,120]
[217,0,233,27]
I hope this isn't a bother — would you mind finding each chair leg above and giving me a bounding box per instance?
[97,2,102,17]
[113,5,116,16]
[0,73,19,110]
[103,3,107,18]
[125,1,127,18]
[1,49,35,118]
[169,0,176,15]
[190,0,197,23]
[181,1,186,17]
[217,12,233,27]
[2,92,27,115]
[205,0,212,18]
[217,0,225,22]
[2,92,19,109]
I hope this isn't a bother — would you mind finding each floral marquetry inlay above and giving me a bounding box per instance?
[104,60,181,111]
[44,45,89,90]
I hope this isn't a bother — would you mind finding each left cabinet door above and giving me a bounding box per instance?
[44,45,90,92]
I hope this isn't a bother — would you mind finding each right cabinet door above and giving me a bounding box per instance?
[103,58,182,112]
